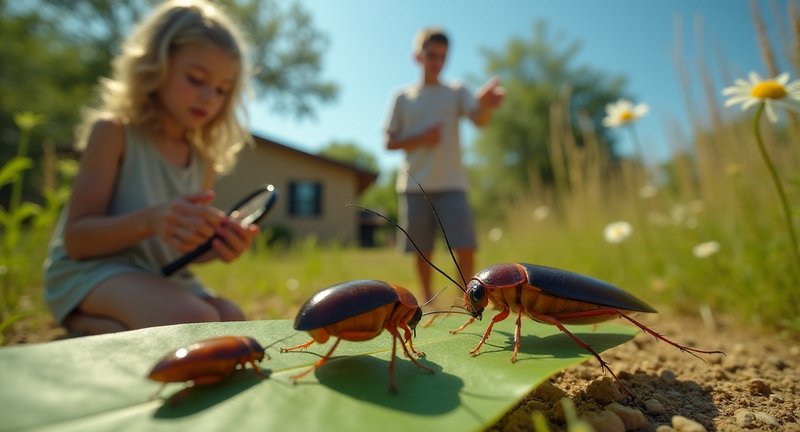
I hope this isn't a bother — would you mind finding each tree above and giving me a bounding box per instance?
[0,0,338,202]
[30,0,338,118]
[318,140,379,173]
[471,21,627,208]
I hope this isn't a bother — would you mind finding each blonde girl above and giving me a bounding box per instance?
[44,0,258,335]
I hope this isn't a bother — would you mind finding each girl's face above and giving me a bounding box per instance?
[157,40,239,134]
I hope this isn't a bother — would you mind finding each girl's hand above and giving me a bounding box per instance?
[153,191,225,252]
[210,218,260,262]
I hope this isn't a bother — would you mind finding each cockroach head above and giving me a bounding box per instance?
[408,307,423,337]
[464,279,487,320]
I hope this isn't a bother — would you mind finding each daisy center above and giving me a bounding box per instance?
[750,81,787,99]
[619,110,634,121]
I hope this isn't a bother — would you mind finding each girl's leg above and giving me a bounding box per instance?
[76,272,222,330]
[63,312,127,335]
[203,296,246,321]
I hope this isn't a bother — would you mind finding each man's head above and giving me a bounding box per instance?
[414,27,448,82]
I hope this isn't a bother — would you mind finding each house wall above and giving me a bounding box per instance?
[213,141,361,245]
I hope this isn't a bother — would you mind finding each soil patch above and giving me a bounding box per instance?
[489,312,800,431]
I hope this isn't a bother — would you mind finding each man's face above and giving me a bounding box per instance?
[417,41,447,80]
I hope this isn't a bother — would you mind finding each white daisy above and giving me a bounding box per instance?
[603,221,633,244]
[722,72,800,123]
[602,99,649,128]
[488,227,503,242]
[692,241,720,259]
[532,205,550,221]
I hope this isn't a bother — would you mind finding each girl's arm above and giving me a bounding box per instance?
[63,119,223,260]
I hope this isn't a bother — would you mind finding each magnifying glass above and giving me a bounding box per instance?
[162,184,278,276]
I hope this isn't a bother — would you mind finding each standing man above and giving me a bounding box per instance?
[384,27,504,301]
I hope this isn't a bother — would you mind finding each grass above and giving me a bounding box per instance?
[4,110,800,345]
[4,99,800,344]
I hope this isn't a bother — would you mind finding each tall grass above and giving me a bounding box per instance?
[0,113,72,343]
[487,116,800,333]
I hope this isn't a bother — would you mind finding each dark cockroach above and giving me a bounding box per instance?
[148,335,267,397]
[352,179,725,394]
[280,279,432,393]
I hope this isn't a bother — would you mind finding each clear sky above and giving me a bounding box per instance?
[248,0,792,178]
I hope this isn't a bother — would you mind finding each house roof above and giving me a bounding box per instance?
[251,133,379,194]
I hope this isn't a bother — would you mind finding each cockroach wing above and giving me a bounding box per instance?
[294,280,400,330]
[521,263,657,313]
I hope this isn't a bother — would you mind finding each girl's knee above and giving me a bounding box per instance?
[174,301,222,324]
[204,297,245,321]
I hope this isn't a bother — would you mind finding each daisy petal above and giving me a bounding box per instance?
[742,98,760,110]
[764,102,779,123]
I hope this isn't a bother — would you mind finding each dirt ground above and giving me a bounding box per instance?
[488,312,800,432]
[6,310,800,432]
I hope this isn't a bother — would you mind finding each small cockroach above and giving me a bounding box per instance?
[280,279,432,393]
[148,335,267,398]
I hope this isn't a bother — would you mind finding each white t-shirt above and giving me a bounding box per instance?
[385,81,477,193]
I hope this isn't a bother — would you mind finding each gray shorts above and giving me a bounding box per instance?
[398,190,476,253]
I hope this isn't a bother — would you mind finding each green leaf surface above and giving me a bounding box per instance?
[0,316,636,432]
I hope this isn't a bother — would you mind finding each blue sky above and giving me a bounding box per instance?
[248,0,792,178]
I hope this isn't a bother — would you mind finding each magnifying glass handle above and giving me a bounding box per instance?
[161,237,215,276]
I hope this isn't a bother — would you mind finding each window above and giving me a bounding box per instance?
[289,180,322,217]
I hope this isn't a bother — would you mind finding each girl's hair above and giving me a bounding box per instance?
[77,0,252,173]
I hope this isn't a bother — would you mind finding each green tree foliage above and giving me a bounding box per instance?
[318,141,379,172]
[471,21,627,209]
[0,0,337,203]
[0,1,95,196]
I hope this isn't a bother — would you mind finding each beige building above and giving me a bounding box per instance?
[213,134,379,246]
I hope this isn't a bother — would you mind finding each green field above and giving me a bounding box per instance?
[3,94,800,344]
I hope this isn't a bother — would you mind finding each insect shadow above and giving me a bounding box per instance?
[153,369,267,419]
[311,355,463,415]
[589,370,719,426]
[469,329,635,362]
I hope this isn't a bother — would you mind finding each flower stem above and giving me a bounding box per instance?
[753,103,800,266]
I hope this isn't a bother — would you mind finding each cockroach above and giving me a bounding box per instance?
[352,178,725,395]
[280,279,433,393]
[148,335,267,398]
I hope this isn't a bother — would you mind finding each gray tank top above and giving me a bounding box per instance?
[44,125,210,324]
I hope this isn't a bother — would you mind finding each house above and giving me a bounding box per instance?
[213,134,379,246]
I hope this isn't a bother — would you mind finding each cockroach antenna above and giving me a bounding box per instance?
[420,285,449,308]
[346,171,470,293]
[346,204,466,292]
[405,172,468,290]
[261,333,298,359]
